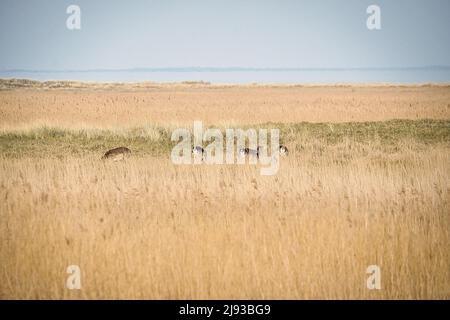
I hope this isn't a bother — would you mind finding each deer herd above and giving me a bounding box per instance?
[102,145,289,161]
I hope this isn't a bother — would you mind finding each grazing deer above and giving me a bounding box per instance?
[239,145,288,158]
[279,145,289,156]
[102,147,131,161]
[192,146,205,161]
[192,146,205,156]
[239,147,260,158]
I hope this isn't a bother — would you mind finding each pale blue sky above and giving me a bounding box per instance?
[0,0,449,70]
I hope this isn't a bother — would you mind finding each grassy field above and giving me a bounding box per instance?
[1,80,450,129]
[0,81,449,299]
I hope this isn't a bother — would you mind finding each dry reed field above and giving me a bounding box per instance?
[0,80,449,299]
[1,80,450,128]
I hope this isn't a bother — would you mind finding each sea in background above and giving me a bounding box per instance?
[1,67,450,84]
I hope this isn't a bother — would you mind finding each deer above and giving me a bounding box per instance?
[279,145,289,156]
[239,147,261,158]
[102,147,131,161]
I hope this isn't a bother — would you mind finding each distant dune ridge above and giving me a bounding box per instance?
[1,78,450,90]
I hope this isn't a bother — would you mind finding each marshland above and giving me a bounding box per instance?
[0,80,449,299]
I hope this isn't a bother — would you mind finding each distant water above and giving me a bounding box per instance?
[1,68,450,84]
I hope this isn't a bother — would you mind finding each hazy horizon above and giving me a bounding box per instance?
[1,0,449,83]
[2,66,450,72]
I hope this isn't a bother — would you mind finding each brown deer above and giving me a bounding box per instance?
[102,147,131,161]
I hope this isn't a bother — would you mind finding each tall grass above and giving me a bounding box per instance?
[1,85,449,128]
[1,127,449,299]
[0,85,449,299]
[0,120,448,158]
